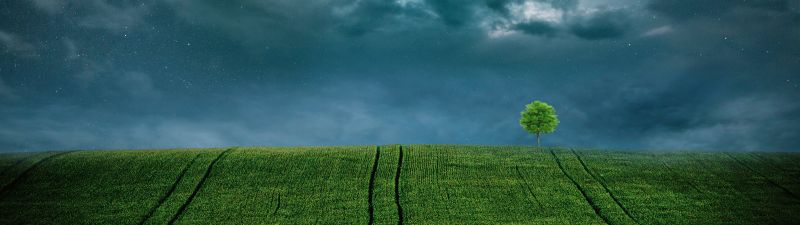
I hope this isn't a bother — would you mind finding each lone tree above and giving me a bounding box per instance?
[519,100,559,147]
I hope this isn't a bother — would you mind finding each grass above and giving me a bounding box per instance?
[176,146,374,224]
[0,145,799,224]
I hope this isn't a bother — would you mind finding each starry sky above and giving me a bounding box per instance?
[0,0,799,152]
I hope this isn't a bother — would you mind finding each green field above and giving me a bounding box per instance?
[0,145,799,224]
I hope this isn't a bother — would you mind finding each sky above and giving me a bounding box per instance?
[0,0,799,152]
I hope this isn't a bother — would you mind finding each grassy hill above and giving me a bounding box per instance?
[0,145,799,224]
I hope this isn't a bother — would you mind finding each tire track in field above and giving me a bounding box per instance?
[514,165,544,209]
[723,152,800,201]
[138,154,202,225]
[168,148,234,225]
[367,146,381,225]
[0,151,77,200]
[746,153,799,179]
[571,150,641,225]
[272,193,281,216]
[548,150,611,225]
[692,157,754,202]
[653,156,703,194]
[0,152,40,178]
[394,145,405,225]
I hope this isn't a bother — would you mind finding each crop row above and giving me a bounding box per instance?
[1,146,799,224]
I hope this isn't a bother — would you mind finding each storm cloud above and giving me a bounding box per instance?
[0,0,798,152]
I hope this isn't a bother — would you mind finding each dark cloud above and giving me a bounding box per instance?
[0,0,798,152]
[568,10,629,40]
[425,0,477,27]
[513,21,557,36]
[544,0,578,10]
[485,0,517,15]
[336,0,404,36]
[647,0,793,20]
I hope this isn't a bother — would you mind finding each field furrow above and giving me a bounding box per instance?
[0,151,77,199]
[652,155,704,194]
[1,146,799,224]
[549,149,611,225]
[400,145,604,224]
[514,165,544,209]
[368,146,381,225]
[373,145,400,225]
[168,148,234,224]
[572,150,641,225]
[738,153,800,196]
[174,146,374,224]
[553,149,638,225]
[723,153,800,201]
[746,153,792,174]
[138,148,227,225]
[0,149,202,224]
[694,153,799,224]
[0,152,40,178]
[139,154,202,224]
[0,152,47,192]
[578,150,800,225]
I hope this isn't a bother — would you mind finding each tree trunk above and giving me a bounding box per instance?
[536,133,540,147]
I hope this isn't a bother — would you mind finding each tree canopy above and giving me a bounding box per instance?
[519,101,559,146]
